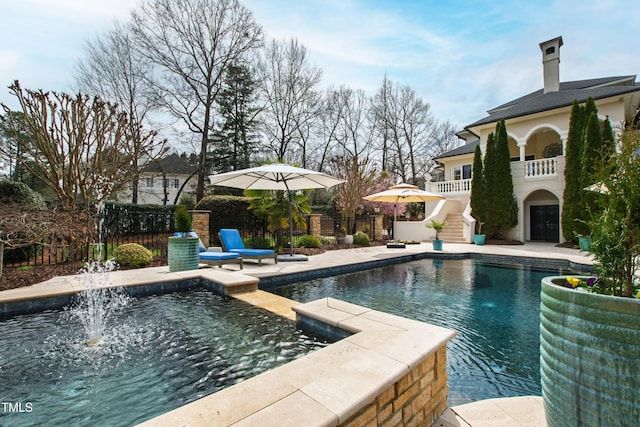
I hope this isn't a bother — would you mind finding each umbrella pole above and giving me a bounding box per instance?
[393,203,397,240]
[284,182,294,257]
[289,191,294,256]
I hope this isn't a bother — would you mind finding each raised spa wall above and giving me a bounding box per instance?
[140,292,455,427]
[134,270,455,427]
[0,267,456,427]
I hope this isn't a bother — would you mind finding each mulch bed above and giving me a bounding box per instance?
[0,256,168,292]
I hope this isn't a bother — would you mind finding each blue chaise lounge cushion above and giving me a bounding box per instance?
[218,229,276,265]
[199,252,240,261]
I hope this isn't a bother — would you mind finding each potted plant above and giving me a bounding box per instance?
[168,205,199,272]
[426,219,446,251]
[540,128,640,427]
[473,221,486,245]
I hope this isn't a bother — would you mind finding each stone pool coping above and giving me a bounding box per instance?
[138,297,456,426]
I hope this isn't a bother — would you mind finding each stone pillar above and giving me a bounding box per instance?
[307,214,322,238]
[190,210,211,247]
[373,215,385,241]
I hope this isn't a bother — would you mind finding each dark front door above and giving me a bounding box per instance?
[530,205,559,242]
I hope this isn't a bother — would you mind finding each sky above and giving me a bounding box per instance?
[1,0,639,131]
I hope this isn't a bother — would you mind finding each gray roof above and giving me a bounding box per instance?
[143,153,196,175]
[466,75,640,128]
[435,140,479,160]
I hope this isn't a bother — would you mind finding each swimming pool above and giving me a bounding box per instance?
[0,289,328,426]
[268,258,578,406]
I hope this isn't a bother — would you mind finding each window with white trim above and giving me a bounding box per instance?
[453,164,472,180]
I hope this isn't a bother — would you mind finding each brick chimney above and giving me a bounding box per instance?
[539,36,563,93]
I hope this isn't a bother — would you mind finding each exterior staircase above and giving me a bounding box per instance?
[438,214,466,243]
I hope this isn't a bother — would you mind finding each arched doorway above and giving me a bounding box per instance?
[525,189,560,242]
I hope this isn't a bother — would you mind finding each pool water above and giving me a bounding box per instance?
[269,258,576,405]
[0,289,328,426]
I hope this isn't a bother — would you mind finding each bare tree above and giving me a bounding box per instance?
[370,75,393,171]
[0,204,92,277]
[331,86,374,159]
[395,84,435,183]
[130,0,263,200]
[258,38,322,164]
[422,119,462,180]
[74,21,159,203]
[329,154,376,234]
[1,81,164,211]
[370,78,443,184]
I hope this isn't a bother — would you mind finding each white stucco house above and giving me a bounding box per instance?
[137,153,197,205]
[396,36,640,243]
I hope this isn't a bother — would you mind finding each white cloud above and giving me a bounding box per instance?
[2,0,639,130]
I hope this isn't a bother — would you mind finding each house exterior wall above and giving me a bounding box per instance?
[511,156,566,241]
[433,93,635,243]
[137,172,196,205]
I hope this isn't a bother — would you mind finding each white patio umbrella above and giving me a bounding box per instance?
[209,163,344,260]
[363,183,445,238]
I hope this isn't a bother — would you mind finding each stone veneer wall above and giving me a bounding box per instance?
[340,347,448,427]
[373,215,385,241]
[190,210,210,247]
[307,214,322,238]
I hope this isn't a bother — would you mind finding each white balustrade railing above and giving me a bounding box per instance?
[525,158,557,178]
[430,179,471,194]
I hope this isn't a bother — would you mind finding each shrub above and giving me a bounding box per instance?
[174,205,192,235]
[244,236,272,249]
[320,236,336,245]
[0,181,45,208]
[297,234,321,248]
[353,231,370,246]
[3,245,42,264]
[113,243,153,267]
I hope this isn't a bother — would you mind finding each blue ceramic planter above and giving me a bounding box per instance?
[578,236,591,251]
[473,234,486,245]
[432,239,443,251]
[168,237,199,272]
[540,276,640,427]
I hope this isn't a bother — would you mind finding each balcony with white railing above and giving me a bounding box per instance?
[524,158,557,179]
[430,179,471,195]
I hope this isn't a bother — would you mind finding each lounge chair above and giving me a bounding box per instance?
[218,229,277,266]
[175,232,243,270]
[199,248,243,270]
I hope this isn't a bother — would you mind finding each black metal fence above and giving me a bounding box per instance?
[209,213,375,248]
[2,204,176,268]
[2,204,377,268]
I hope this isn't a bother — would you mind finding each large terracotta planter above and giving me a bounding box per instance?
[168,237,199,272]
[540,276,640,427]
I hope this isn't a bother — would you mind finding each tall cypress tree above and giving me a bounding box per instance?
[576,111,603,236]
[562,100,586,242]
[493,120,518,236]
[601,115,615,159]
[470,144,486,233]
[581,112,604,187]
[483,131,498,236]
[482,121,517,238]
